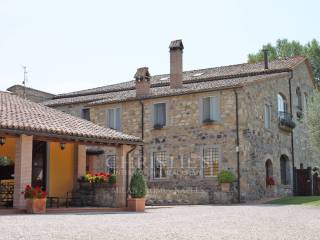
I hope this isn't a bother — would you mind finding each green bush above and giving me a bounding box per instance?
[218,170,236,183]
[129,169,147,198]
[109,174,116,185]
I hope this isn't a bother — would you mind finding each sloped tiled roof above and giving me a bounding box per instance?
[43,56,307,107]
[0,92,141,145]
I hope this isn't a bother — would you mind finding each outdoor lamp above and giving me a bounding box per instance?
[0,137,5,146]
[60,142,66,150]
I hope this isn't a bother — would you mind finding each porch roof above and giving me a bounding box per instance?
[0,92,141,145]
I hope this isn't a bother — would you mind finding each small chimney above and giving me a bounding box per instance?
[262,49,269,70]
[169,39,184,88]
[135,67,151,98]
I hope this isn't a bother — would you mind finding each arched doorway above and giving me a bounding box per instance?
[265,159,273,186]
[280,154,290,185]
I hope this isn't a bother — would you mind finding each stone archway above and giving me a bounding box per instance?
[280,154,290,185]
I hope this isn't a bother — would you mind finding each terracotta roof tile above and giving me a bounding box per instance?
[43,56,306,107]
[0,92,141,144]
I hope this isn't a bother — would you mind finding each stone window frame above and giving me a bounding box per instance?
[201,145,221,178]
[151,100,169,129]
[105,106,122,131]
[264,103,272,130]
[199,93,221,125]
[150,151,168,180]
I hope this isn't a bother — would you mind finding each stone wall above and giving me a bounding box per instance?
[51,61,320,204]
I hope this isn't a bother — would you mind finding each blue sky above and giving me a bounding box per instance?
[0,0,319,94]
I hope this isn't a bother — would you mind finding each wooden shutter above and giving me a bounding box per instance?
[210,96,220,121]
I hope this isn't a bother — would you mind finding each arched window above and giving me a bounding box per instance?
[296,87,302,110]
[280,155,290,185]
[277,93,288,117]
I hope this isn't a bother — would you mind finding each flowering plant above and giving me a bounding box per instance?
[22,185,48,199]
[266,176,275,186]
[79,172,116,184]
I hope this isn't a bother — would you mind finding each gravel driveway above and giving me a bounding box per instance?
[0,205,319,240]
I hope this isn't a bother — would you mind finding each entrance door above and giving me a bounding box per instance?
[296,169,312,196]
[32,141,47,189]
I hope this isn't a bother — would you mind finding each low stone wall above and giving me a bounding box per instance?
[75,182,117,207]
[146,180,238,205]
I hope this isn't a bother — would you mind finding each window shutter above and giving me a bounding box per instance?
[115,108,121,131]
[154,103,166,126]
[202,97,210,121]
[161,103,166,126]
[210,96,220,121]
[108,109,115,129]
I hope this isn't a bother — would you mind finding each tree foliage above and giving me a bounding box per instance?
[306,92,320,152]
[248,39,320,82]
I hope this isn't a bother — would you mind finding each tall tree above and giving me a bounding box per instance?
[306,91,320,152]
[248,39,320,82]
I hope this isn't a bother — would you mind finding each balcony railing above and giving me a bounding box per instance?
[278,111,296,131]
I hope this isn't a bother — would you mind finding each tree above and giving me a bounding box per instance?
[248,39,320,82]
[306,92,320,152]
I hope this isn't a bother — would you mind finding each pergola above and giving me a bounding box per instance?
[0,91,142,209]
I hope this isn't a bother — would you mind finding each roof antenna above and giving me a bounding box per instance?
[22,66,28,99]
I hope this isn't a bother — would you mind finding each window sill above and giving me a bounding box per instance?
[202,121,221,126]
[149,178,170,182]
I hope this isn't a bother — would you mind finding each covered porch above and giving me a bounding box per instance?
[0,91,141,211]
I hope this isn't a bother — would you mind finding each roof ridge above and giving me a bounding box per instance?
[51,55,306,100]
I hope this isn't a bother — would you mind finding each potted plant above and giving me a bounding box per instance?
[218,170,236,192]
[22,185,48,214]
[128,169,147,212]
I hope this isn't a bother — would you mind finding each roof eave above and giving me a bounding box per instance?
[0,128,143,146]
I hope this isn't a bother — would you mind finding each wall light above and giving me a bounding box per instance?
[0,137,6,146]
[60,142,66,150]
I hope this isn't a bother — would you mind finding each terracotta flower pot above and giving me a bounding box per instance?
[127,198,145,212]
[26,198,47,214]
[221,183,231,192]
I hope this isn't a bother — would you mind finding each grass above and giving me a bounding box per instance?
[267,196,320,206]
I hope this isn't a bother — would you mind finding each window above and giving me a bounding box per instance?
[81,108,90,121]
[106,108,121,131]
[153,103,166,128]
[265,159,273,185]
[105,155,116,174]
[202,96,220,123]
[203,147,220,177]
[264,104,271,129]
[277,93,288,115]
[296,87,302,110]
[280,155,290,185]
[153,151,167,179]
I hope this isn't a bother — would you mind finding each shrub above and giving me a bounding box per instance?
[218,170,236,183]
[109,174,116,185]
[129,169,147,198]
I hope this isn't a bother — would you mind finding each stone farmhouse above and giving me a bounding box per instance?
[8,40,320,204]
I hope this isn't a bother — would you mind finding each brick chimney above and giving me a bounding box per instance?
[135,67,151,97]
[169,40,184,88]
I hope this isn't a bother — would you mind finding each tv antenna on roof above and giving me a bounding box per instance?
[22,66,28,99]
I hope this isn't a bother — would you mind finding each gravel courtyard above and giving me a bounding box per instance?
[0,205,319,240]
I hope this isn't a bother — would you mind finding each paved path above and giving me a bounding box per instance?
[0,205,319,240]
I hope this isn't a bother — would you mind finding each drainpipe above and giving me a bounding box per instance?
[139,100,145,170]
[288,70,296,194]
[126,145,137,207]
[234,89,241,203]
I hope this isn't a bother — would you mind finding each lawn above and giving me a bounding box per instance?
[267,196,320,206]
